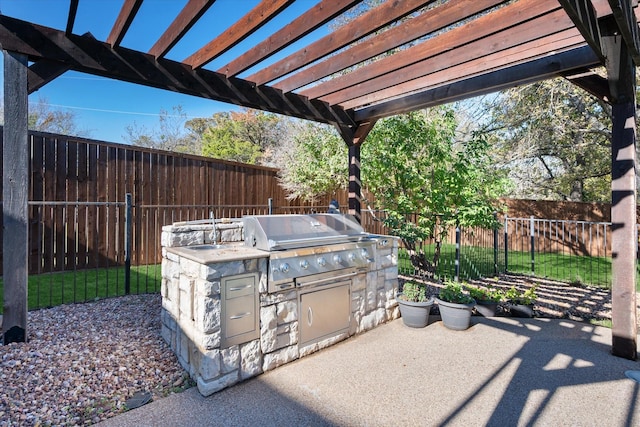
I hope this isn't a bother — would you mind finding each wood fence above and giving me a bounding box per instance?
[1,129,346,274]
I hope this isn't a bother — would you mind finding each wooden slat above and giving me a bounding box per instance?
[607,0,640,65]
[301,0,561,100]
[42,137,56,272]
[76,141,88,269]
[66,140,78,271]
[184,0,294,69]
[330,22,582,108]
[106,0,143,47]
[148,0,216,58]
[219,0,359,77]
[275,0,503,93]
[557,0,604,60]
[66,0,79,35]
[247,0,434,85]
[54,138,66,273]
[342,30,585,109]
[86,143,98,269]
[29,135,43,274]
[354,45,600,121]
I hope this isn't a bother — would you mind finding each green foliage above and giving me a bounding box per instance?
[201,123,262,164]
[438,281,475,304]
[274,121,348,202]
[362,107,508,271]
[505,285,538,305]
[465,284,505,302]
[483,78,612,202]
[399,281,429,302]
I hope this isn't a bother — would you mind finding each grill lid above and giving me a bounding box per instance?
[243,214,366,251]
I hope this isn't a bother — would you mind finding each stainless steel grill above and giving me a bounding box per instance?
[243,214,377,291]
[242,213,382,347]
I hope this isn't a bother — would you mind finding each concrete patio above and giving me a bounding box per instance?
[98,315,640,426]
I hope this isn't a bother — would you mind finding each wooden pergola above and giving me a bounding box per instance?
[1,0,638,358]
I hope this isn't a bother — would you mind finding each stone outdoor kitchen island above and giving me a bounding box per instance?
[160,215,399,396]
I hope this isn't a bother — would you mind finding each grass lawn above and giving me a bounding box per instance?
[399,243,620,289]
[0,264,162,313]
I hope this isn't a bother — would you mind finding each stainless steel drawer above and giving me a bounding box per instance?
[221,273,259,348]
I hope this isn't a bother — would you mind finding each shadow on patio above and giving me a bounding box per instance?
[99,316,640,427]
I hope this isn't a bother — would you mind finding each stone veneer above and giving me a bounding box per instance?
[161,219,400,396]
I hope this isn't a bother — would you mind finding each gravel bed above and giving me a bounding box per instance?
[0,275,632,426]
[0,294,190,426]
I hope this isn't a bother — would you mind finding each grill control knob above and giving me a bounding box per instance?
[361,248,369,258]
[348,252,356,262]
[279,263,290,273]
[317,256,327,267]
[300,259,309,269]
[333,254,343,264]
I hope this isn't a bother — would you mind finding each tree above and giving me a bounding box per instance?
[362,107,508,275]
[4,96,91,137]
[124,105,201,154]
[273,120,347,202]
[481,78,612,202]
[200,109,286,165]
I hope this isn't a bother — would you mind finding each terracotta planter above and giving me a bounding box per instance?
[397,295,435,328]
[435,298,476,330]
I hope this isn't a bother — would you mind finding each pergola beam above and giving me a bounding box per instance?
[27,60,72,93]
[354,46,600,122]
[148,0,216,58]
[275,0,503,93]
[219,0,359,77]
[247,0,434,85]
[106,0,143,47]
[0,14,355,130]
[302,0,561,101]
[607,0,640,65]
[558,0,606,61]
[184,0,293,69]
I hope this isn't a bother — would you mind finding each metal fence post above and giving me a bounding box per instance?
[455,223,461,282]
[530,215,535,274]
[504,214,509,272]
[493,212,498,276]
[268,198,273,215]
[125,193,132,295]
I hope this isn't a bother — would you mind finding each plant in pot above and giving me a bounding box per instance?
[396,281,435,328]
[505,285,538,318]
[465,284,505,317]
[435,281,476,330]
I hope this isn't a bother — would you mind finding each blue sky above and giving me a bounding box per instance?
[0,0,326,143]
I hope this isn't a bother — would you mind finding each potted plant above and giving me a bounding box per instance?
[396,281,435,328]
[505,285,537,318]
[435,282,476,330]
[465,284,505,317]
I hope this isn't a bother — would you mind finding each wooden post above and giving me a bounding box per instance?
[604,34,638,360]
[2,51,29,344]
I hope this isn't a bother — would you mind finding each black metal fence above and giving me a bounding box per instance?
[1,205,626,312]
[397,214,620,288]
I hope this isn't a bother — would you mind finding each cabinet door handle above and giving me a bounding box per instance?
[229,312,251,320]
[307,307,313,326]
[229,285,252,291]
